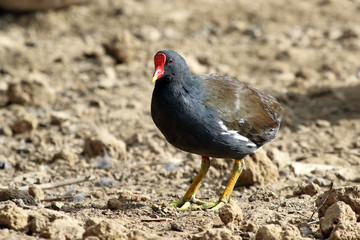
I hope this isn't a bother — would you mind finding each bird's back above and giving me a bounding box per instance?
[197,73,283,147]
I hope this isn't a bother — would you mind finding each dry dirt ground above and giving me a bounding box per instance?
[0,0,360,239]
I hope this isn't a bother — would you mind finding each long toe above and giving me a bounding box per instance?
[192,200,226,211]
[169,198,205,211]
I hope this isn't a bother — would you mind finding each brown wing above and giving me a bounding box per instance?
[197,74,283,146]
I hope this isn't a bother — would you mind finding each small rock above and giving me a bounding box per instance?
[103,30,140,64]
[50,111,71,125]
[52,149,78,165]
[192,228,237,240]
[219,201,243,225]
[41,218,84,240]
[316,185,360,217]
[0,188,37,205]
[328,222,360,240]
[7,72,55,106]
[0,160,12,170]
[28,213,49,234]
[83,129,127,161]
[248,188,278,202]
[126,229,163,240]
[310,177,331,187]
[107,198,122,210]
[170,221,185,232]
[282,224,302,239]
[267,148,292,169]
[238,149,279,186]
[320,201,357,237]
[315,119,331,128]
[11,111,38,134]
[0,202,28,230]
[118,191,150,202]
[83,219,127,240]
[256,224,282,240]
[28,184,45,201]
[50,201,64,210]
[293,182,321,196]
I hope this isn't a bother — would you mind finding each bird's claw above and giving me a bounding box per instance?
[169,197,205,211]
[192,200,226,211]
[169,199,226,211]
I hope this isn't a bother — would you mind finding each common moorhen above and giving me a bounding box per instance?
[151,50,283,210]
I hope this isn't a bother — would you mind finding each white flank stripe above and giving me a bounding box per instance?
[218,121,249,142]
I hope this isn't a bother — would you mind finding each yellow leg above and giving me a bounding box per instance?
[169,156,210,210]
[195,159,245,211]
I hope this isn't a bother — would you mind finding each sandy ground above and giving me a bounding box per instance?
[0,0,359,239]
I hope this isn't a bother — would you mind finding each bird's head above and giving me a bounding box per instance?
[152,50,190,82]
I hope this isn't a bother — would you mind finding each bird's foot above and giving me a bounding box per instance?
[169,198,205,211]
[192,199,227,211]
[170,198,227,211]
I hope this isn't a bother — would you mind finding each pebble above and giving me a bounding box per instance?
[52,149,78,165]
[316,185,360,218]
[103,30,140,64]
[40,218,84,240]
[316,119,331,128]
[0,202,28,230]
[28,184,45,201]
[218,201,243,225]
[107,198,122,210]
[293,182,321,196]
[328,222,360,240]
[83,219,127,239]
[267,148,292,169]
[238,149,279,186]
[320,201,357,237]
[192,228,237,240]
[83,129,127,161]
[7,72,55,106]
[11,111,38,134]
[255,224,282,240]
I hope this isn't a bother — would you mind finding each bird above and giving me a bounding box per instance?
[151,50,283,210]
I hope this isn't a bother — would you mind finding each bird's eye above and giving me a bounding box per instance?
[169,59,174,64]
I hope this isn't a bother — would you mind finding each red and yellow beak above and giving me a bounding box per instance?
[152,53,166,82]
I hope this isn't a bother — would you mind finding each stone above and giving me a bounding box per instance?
[50,111,71,125]
[267,148,292,169]
[41,218,84,240]
[7,72,55,106]
[316,185,360,217]
[328,222,360,240]
[83,129,127,161]
[218,201,243,225]
[107,198,122,210]
[293,182,321,196]
[192,228,237,240]
[28,184,45,201]
[11,111,38,134]
[28,213,49,234]
[103,30,140,64]
[238,149,279,186]
[0,202,28,230]
[83,219,127,240]
[320,201,357,237]
[256,224,282,240]
[52,149,78,165]
[315,119,331,128]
